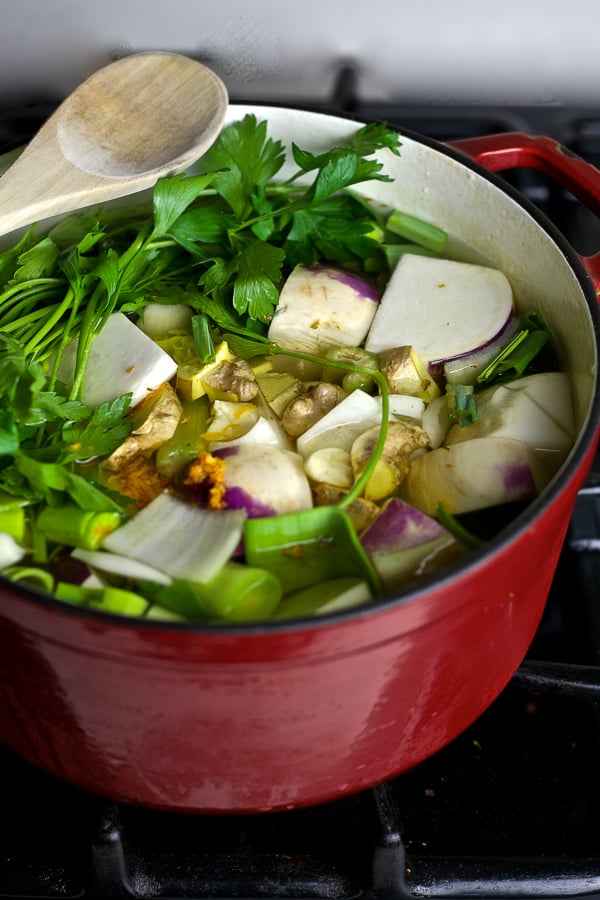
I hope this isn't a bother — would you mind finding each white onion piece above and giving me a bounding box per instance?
[103,492,246,582]
[72,549,173,585]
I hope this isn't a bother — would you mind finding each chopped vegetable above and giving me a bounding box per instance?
[268,264,379,357]
[54,312,178,407]
[0,112,576,623]
[365,255,514,366]
[360,498,463,590]
[103,491,247,582]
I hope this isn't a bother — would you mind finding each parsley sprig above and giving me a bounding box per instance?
[0,114,401,514]
[0,114,400,392]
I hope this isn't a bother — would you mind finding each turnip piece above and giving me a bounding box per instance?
[274,577,372,619]
[374,393,426,423]
[54,312,178,408]
[445,372,575,481]
[360,498,463,590]
[102,491,247,582]
[211,445,313,517]
[365,255,514,366]
[296,389,381,457]
[402,436,545,516]
[351,421,430,502]
[268,264,379,355]
[444,316,522,384]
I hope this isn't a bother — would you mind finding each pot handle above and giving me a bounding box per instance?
[448,132,600,294]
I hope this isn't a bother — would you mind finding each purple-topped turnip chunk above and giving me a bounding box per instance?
[360,498,463,590]
[444,372,575,482]
[402,436,546,517]
[213,445,314,517]
[268,264,379,356]
[365,255,514,368]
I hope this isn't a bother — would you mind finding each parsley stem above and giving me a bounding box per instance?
[23,287,77,356]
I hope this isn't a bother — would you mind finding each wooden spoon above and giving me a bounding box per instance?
[0,51,228,237]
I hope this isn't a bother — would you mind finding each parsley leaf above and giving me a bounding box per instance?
[233,241,285,321]
[62,394,133,462]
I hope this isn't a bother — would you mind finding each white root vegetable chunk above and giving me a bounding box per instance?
[360,498,462,590]
[296,389,381,458]
[402,436,547,516]
[103,491,246,583]
[54,312,178,408]
[365,255,514,366]
[445,372,575,481]
[268,264,379,355]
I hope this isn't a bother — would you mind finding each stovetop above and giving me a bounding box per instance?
[1,88,600,899]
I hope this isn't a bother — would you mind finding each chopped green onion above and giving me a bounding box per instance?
[477,329,549,385]
[192,313,215,363]
[55,581,150,616]
[385,209,448,254]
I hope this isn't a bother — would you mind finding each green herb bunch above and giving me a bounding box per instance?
[0,115,401,522]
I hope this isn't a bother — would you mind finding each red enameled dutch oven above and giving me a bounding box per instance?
[1,105,600,814]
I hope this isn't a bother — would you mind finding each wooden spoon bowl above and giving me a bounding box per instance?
[0,52,228,236]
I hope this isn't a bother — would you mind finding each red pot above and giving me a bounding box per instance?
[1,107,599,814]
